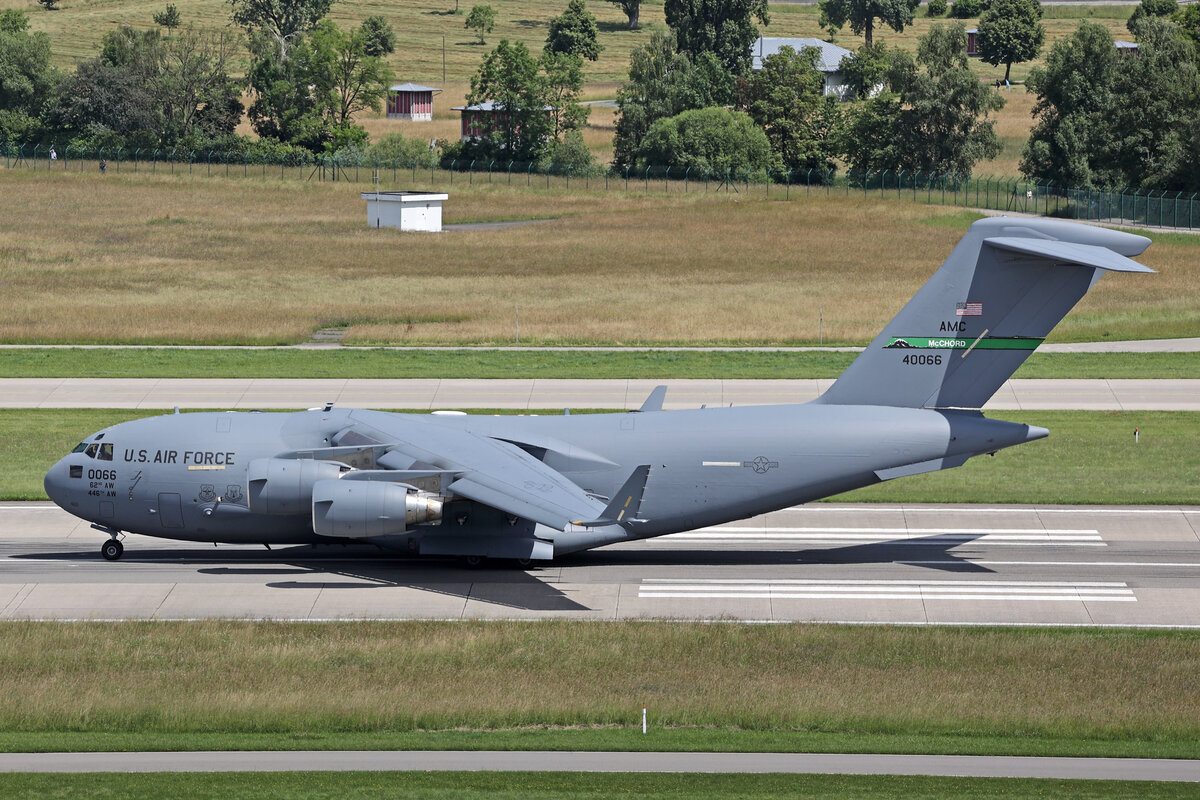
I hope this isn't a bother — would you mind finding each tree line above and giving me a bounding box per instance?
[2,0,1200,190]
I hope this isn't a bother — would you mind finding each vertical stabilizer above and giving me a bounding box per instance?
[817,218,1153,409]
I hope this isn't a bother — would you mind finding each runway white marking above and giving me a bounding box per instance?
[639,578,1135,602]
[663,527,1104,546]
[786,507,1196,515]
[904,560,1200,568]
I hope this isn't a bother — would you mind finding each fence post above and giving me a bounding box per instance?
[684,166,691,192]
[880,170,888,198]
[468,159,475,184]
[785,168,790,200]
[488,159,495,182]
[645,164,651,192]
[528,161,534,186]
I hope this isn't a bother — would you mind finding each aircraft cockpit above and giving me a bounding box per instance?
[72,440,114,461]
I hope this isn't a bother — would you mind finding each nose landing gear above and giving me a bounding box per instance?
[101,538,124,561]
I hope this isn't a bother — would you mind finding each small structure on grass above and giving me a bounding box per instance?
[387,83,442,121]
[452,101,555,142]
[750,37,857,101]
[361,191,448,232]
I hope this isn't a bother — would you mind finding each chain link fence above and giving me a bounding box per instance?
[6,142,1198,230]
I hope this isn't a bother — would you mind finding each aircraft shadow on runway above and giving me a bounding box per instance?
[558,533,994,573]
[14,532,990,613]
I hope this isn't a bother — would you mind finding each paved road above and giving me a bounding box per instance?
[1,337,1197,351]
[5,503,1200,626]
[0,750,1197,780]
[3,378,1198,410]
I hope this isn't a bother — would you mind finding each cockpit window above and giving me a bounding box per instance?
[72,442,88,454]
[84,443,98,459]
[97,443,114,461]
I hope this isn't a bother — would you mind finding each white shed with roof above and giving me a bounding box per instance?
[750,37,858,101]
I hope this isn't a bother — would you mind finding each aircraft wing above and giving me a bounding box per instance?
[366,419,609,531]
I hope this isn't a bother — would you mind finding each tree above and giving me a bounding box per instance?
[228,0,334,52]
[546,0,602,61]
[46,24,243,148]
[0,10,56,141]
[465,4,495,44]
[842,23,1003,176]
[1128,0,1177,36]
[738,45,842,176]
[839,39,890,99]
[153,4,182,33]
[1020,21,1118,186]
[307,19,394,129]
[540,50,589,137]
[1023,18,1200,189]
[818,0,921,47]
[976,0,1044,83]
[664,0,769,74]
[467,39,553,160]
[612,31,733,166]
[605,0,641,30]
[358,15,395,57]
[635,106,776,175]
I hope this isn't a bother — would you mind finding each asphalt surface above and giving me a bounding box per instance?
[1,750,1197,780]
[2,337,1197,351]
[5,503,1200,625]
[3,378,1199,410]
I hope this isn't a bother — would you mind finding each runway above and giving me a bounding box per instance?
[2,750,1198,780]
[3,377,1199,410]
[4,503,1199,626]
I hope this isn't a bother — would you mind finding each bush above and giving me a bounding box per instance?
[369,133,439,169]
[635,106,777,177]
[951,0,985,17]
[927,0,948,16]
[538,130,595,175]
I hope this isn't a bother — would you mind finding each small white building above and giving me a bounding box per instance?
[750,37,858,101]
[387,83,442,121]
[361,191,448,232]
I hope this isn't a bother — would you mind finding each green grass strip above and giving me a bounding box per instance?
[1,348,1197,379]
[3,409,1196,503]
[1,772,1194,800]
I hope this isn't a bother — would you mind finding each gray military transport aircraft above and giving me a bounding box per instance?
[45,217,1154,565]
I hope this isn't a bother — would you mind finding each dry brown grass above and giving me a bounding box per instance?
[1,621,1198,740]
[1,167,1195,345]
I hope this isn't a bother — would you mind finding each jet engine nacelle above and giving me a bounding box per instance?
[247,458,350,515]
[311,479,444,538]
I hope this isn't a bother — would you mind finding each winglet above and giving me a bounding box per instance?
[572,465,651,528]
[637,386,668,413]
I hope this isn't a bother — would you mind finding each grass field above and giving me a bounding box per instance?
[2,621,1199,760]
[1,348,1198,379]
[4,409,1197,502]
[2,772,1195,800]
[1,170,1193,346]
[2,772,1198,800]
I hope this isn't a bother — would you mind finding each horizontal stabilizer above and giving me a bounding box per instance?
[572,465,651,528]
[984,238,1156,273]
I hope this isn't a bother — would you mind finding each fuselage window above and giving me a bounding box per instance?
[72,442,89,454]
[84,443,98,459]
[97,443,114,461]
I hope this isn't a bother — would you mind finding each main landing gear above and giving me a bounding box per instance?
[100,538,124,561]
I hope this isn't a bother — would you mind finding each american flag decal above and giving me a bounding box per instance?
[956,302,983,317]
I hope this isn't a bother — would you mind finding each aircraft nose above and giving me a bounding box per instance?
[44,457,75,510]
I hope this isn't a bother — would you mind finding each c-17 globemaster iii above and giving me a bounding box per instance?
[45,218,1153,565]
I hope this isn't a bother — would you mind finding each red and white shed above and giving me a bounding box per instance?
[387,83,441,122]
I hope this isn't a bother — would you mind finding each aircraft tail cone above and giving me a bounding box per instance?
[1025,425,1050,442]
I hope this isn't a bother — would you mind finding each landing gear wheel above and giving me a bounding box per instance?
[463,554,486,569]
[101,539,124,561]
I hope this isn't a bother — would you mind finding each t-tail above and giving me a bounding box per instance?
[818,217,1154,409]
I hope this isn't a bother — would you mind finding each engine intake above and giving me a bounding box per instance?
[247,458,350,515]
[311,479,443,538]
